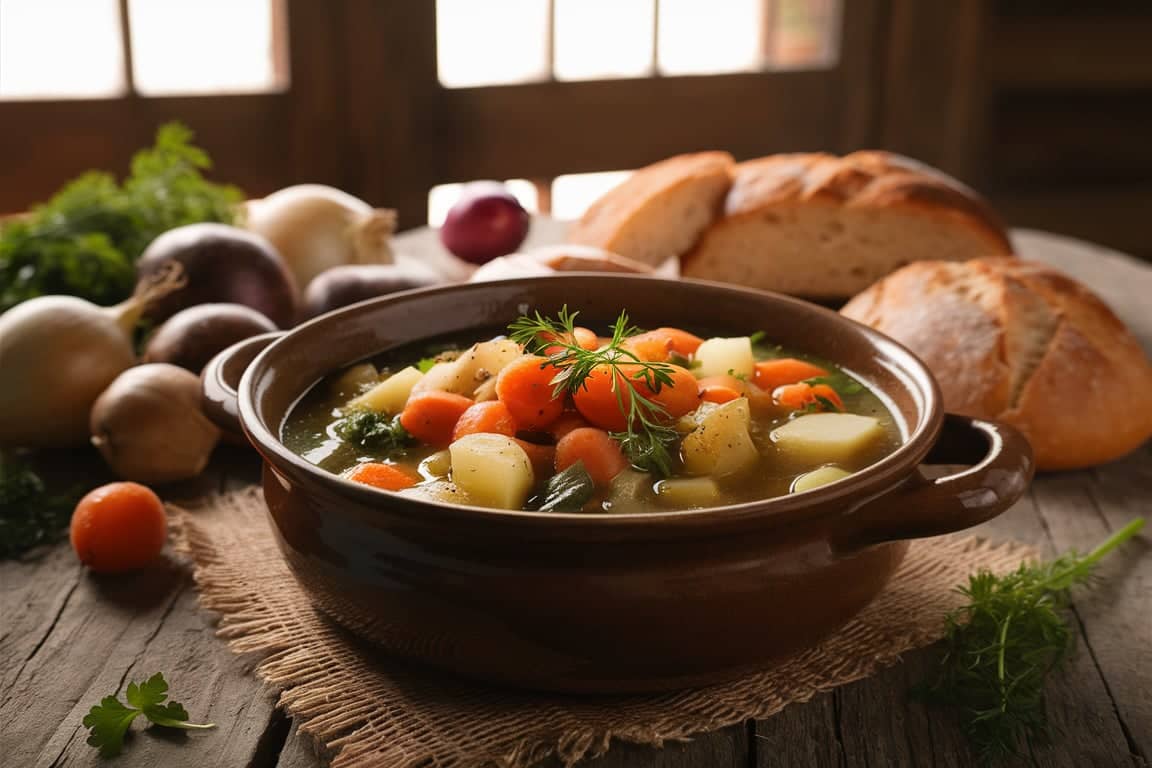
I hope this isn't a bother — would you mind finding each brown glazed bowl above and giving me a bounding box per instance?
[202,275,1033,693]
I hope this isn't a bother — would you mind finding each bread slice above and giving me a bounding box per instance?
[841,258,1152,470]
[683,151,1014,299]
[566,152,734,266]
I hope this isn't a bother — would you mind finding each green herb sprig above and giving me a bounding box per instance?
[334,408,412,455]
[0,122,241,312]
[82,673,214,757]
[920,517,1145,762]
[0,453,77,559]
[509,307,680,475]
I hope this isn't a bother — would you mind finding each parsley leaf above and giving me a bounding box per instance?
[334,409,413,454]
[416,357,438,373]
[82,673,214,757]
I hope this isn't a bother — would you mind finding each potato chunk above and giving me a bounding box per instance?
[449,433,534,509]
[771,413,883,464]
[681,398,759,477]
[791,465,853,493]
[694,337,754,379]
[398,479,470,505]
[654,477,720,508]
[349,365,423,413]
[413,339,522,398]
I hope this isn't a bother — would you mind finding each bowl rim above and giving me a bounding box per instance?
[237,274,943,531]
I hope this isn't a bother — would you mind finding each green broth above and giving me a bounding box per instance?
[281,329,903,513]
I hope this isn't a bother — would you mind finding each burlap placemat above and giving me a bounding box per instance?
[173,487,1035,768]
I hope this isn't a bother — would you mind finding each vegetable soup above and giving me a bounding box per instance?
[282,309,902,513]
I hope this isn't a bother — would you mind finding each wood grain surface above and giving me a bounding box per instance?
[1,229,1148,768]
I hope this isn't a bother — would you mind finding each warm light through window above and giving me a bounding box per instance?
[436,0,550,88]
[128,0,284,95]
[553,0,655,81]
[657,0,765,76]
[551,171,632,220]
[0,0,126,99]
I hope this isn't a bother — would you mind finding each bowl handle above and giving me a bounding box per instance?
[831,414,1034,553]
[201,332,284,436]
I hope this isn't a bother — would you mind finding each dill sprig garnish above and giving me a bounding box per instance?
[920,517,1145,762]
[508,306,680,475]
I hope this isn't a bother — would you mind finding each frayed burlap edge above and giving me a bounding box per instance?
[172,487,1036,768]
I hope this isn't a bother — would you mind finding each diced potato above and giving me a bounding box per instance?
[398,479,470,505]
[791,465,853,493]
[449,433,534,509]
[603,469,654,514]
[418,449,452,479]
[681,398,760,478]
[771,413,883,464]
[654,477,720,508]
[349,365,423,413]
[332,363,379,399]
[411,340,521,397]
[694,337,754,379]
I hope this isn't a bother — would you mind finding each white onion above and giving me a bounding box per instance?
[244,184,396,293]
[0,266,184,446]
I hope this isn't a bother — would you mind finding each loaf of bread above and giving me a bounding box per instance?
[841,258,1152,470]
[468,245,653,282]
[566,152,734,266]
[682,151,1014,298]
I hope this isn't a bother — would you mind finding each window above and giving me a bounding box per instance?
[0,0,286,100]
[435,0,841,88]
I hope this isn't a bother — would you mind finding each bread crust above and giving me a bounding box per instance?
[566,151,734,257]
[841,258,1152,470]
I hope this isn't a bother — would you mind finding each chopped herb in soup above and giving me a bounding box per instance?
[281,308,902,513]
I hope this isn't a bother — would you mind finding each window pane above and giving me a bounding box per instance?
[129,0,284,95]
[658,0,764,76]
[428,180,539,228]
[437,0,550,88]
[0,0,125,99]
[553,0,654,81]
[551,171,632,220]
[769,0,841,69]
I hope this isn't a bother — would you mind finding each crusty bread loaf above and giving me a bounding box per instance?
[841,258,1152,470]
[682,151,1014,298]
[566,152,734,266]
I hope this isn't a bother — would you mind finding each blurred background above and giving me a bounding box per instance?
[1,0,1149,259]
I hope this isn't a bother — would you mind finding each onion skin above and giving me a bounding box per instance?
[136,223,297,328]
[0,296,137,446]
[90,363,221,483]
[244,185,397,293]
[143,303,277,373]
[302,264,442,319]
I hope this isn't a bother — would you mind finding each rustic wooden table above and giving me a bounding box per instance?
[2,229,1149,768]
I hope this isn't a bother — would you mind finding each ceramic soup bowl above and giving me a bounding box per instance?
[202,275,1033,693]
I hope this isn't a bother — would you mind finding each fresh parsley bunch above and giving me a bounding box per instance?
[82,673,214,757]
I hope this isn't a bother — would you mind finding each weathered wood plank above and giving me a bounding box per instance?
[754,690,843,767]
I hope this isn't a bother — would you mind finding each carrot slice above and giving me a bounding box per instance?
[345,462,419,491]
[622,327,705,361]
[541,327,599,356]
[514,438,557,478]
[399,391,474,447]
[772,382,843,412]
[555,428,629,487]
[549,411,593,441]
[495,355,566,430]
[452,400,518,441]
[573,364,699,431]
[700,385,742,404]
[752,358,829,391]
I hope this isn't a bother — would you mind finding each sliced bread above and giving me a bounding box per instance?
[682,151,1014,299]
[566,151,734,266]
